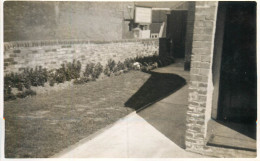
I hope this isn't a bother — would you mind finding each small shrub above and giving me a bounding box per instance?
[104,65,111,77]
[65,60,81,80]
[92,63,103,79]
[48,60,81,84]
[83,62,103,80]
[84,63,95,78]
[16,89,36,99]
[124,58,135,70]
[4,72,28,91]
[26,66,48,87]
[107,59,116,71]
[104,59,116,77]
[114,61,125,73]
[4,85,16,101]
[4,93,16,101]
[48,69,58,86]
[55,66,67,83]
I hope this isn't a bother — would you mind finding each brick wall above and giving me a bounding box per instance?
[4,39,159,74]
[185,1,218,154]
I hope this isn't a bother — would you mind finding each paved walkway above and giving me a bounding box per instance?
[138,62,190,149]
[53,62,204,158]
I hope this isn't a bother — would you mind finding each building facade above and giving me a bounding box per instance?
[185,1,256,157]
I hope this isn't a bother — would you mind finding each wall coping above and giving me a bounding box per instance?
[4,38,159,51]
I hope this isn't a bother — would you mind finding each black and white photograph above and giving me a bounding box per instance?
[1,0,257,159]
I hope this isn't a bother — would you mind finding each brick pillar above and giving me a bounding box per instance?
[185,1,218,153]
[184,2,195,71]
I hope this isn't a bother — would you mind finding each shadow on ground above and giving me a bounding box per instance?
[125,71,188,149]
[216,120,256,140]
[124,71,186,111]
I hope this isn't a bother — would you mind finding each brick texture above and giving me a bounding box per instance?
[185,1,218,153]
[4,39,159,74]
[186,2,256,157]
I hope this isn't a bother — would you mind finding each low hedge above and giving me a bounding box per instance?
[4,54,174,101]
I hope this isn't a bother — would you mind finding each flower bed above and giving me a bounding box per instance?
[4,53,174,101]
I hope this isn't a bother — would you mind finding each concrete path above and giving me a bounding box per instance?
[54,112,203,158]
[54,62,204,158]
[138,61,190,149]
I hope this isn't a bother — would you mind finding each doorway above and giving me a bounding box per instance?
[217,2,256,124]
[208,2,256,151]
[166,10,188,59]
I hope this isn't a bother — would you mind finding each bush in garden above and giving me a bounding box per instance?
[4,66,48,93]
[4,85,16,101]
[23,66,48,87]
[92,63,103,79]
[84,63,95,78]
[114,61,125,73]
[4,72,24,91]
[48,60,81,85]
[84,62,103,80]
[123,58,135,70]
[107,59,116,71]
[47,69,58,86]
[65,60,81,80]
[103,65,111,77]
[4,92,16,101]
[16,89,36,99]
[104,59,116,77]
[54,65,67,83]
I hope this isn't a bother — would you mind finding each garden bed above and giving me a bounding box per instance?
[4,54,178,158]
[4,71,151,158]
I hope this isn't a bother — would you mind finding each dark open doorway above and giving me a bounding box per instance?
[209,2,256,152]
[166,10,188,59]
[217,2,256,125]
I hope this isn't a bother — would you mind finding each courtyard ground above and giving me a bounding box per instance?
[4,66,186,158]
[53,62,203,158]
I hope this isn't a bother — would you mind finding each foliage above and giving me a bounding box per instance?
[64,60,81,80]
[92,63,103,79]
[107,59,116,71]
[4,85,16,101]
[114,61,125,73]
[73,77,91,85]
[48,60,81,85]
[16,89,36,99]
[84,62,103,80]
[104,59,116,77]
[4,53,175,101]
[84,63,95,78]
[23,66,48,87]
[123,58,135,70]
[4,66,48,99]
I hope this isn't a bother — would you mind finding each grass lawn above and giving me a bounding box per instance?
[4,70,186,158]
